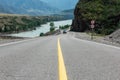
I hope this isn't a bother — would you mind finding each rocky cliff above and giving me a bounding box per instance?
[71,0,120,34]
[71,0,88,32]
[71,3,87,32]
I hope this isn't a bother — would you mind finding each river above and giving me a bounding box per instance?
[10,19,72,38]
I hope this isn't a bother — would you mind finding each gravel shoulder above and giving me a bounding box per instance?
[1,31,120,47]
[0,35,27,45]
[69,32,120,47]
[0,38,23,45]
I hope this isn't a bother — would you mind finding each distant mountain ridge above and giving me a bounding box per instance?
[52,9,74,20]
[62,9,74,14]
[41,0,78,10]
[0,0,59,15]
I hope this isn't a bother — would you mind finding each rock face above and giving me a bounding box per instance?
[71,0,88,32]
[105,29,120,44]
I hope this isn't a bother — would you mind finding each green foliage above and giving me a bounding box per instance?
[77,0,120,35]
[0,15,66,33]
[50,22,54,27]
[59,25,70,30]
[40,33,44,36]
[50,26,55,32]
[49,22,55,32]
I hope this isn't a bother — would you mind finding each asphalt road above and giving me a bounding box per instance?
[0,34,120,80]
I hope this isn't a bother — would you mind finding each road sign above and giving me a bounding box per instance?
[91,25,95,28]
[90,20,95,40]
[91,20,95,25]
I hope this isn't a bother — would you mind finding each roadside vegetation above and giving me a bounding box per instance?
[39,33,45,36]
[50,22,55,32]
[59,25,70,30]
[40,22,71,37]
[72,0,120,35]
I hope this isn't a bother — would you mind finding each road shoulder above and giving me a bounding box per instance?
[69,32,120,48]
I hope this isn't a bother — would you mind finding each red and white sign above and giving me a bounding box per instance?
[91,25,95,28]
[91,20,95,25]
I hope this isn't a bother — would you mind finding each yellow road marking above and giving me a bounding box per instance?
[58,38,68,80]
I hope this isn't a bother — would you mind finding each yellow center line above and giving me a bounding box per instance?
[58,38,68,80]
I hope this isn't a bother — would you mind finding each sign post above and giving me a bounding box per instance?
[90,20,95,40]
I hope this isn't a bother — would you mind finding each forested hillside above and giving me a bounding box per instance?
[71,0,120,35]
[0,15,64,33]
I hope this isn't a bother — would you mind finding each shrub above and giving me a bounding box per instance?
[40,33,44,36]
[49,22,55,32]
[50,26,55,32]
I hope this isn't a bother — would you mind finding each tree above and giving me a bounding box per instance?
[40,33,44,36]
[50,22,54,27]
[49,22,55,32]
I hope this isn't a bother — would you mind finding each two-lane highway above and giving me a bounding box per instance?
[0,33,120,80]
[60,34,120,80]
[0,36,58,80]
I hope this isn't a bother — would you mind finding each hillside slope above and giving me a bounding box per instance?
[0,14,65,33]
[56,9,74,19]
[71,0,120,35]
[105,29,120,44]
[0,0,59,15]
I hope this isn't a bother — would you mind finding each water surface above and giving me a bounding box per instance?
[11,20,72,37]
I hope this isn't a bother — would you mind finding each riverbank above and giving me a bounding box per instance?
[10,20,72,37]
[0,19,72,45]
[0,14,68,34]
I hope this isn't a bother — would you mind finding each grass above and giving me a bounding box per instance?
[86,31,106,40]
[86,31,106,37]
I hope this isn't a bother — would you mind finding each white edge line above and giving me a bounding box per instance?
[0,38,33,47]
[73,37,120,50]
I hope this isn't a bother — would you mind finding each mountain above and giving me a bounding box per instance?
[51,9,74,20]
[0,4,16,14]
[60,9,74,19]
[0,5,10,13]
[62,9,74,14]
[40,0,78,10]
[0,0,59,15]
